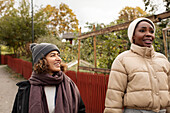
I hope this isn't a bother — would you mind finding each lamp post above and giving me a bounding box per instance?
[31,0,34,43]
[31,0,34,67]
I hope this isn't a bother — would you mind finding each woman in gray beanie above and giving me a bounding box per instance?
[104,18,170,113]
[12,43,86,113]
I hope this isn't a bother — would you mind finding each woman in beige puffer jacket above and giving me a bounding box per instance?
[104,18,170,113]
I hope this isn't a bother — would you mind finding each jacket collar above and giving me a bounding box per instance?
[130,44,155,58]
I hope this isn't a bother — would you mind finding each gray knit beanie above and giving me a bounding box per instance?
[30,43,60,64]
[127,17,155,43]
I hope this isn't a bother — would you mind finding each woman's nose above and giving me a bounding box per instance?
[145,31,153,37]
[55,55,62,61]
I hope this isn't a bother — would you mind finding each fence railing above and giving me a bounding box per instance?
[1,55,109,113]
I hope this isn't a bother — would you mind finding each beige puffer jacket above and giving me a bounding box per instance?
[104,44,170,113]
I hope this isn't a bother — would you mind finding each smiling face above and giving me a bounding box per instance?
[45,51,62,74]
[132,21,155,47]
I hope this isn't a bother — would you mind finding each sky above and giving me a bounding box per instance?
[16,0,166,32]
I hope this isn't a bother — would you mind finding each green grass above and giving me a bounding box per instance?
[4,66,24,79]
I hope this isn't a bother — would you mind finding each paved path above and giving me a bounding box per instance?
[0,65,25,113]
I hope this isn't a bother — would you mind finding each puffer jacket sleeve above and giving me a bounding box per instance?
[104,56,127,113]
[166,62,170,113]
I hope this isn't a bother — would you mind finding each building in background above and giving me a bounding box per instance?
[62,32,79,45]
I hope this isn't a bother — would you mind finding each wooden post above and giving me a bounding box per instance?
[162,30,168,58]
[93,25,97,68]
[77,27,81,72]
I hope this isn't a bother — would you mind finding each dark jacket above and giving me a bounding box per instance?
[12,80,86,113]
